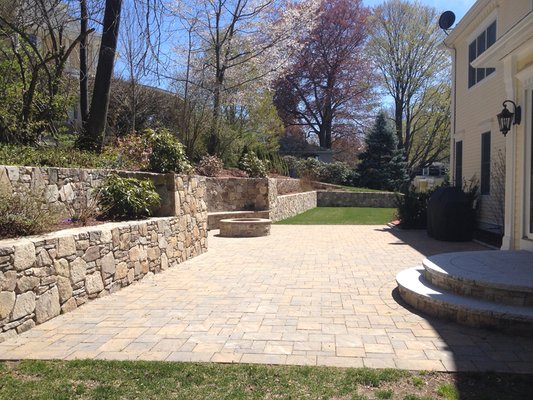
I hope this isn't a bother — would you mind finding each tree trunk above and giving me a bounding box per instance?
[79,0,89,127]
[394,99,404,149]
[80,0,123,151]
[207,67,223,155]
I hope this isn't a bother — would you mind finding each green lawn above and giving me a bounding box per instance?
[276,207,397,225]
[339,185,393,193]
[0,360,531,400]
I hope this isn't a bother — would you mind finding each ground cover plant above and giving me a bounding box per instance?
[0,360,531,400]
[0,143,117,169]
[276,207,396,225]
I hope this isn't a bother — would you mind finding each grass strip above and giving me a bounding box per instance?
[275,207,396,225]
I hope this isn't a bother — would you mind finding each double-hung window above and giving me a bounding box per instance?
[468,21,496,88]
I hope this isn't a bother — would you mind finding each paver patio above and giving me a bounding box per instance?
[1,225,532,373]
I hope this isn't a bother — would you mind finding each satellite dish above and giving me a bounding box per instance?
[439,11,456,31]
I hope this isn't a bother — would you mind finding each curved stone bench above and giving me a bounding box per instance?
[219,218,272,237]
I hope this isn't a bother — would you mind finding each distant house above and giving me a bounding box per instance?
[413,163,447,192]
[445,0,533,249]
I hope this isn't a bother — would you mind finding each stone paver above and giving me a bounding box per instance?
[1,225,533,373]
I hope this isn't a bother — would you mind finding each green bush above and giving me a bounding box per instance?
[395,188,433,229]
[239,152,268,178]
[196,155,224,177]
[283,156,354,185]
[296,158,322,181]
[319,162,352,185]
[98,175,161,219]
[145,128,191,173]
[0,188,61,238]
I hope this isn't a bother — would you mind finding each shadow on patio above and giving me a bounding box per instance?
[387,226,533,395]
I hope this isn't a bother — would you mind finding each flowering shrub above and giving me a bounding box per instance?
[196,155,224,177]
[115,133,152,170]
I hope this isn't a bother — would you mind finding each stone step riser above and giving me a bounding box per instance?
[423,267,533,307]
[398,284,533,335]
[396,268,533,336]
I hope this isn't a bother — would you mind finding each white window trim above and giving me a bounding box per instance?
[517,63,533,250]
[466,9,498,45]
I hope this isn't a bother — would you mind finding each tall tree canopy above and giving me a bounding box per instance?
[368,0,450,177]
[274,0,374,150]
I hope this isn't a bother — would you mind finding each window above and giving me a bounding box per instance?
[468,21,496,88]
[455,141,463,187]
[481,132,491,194]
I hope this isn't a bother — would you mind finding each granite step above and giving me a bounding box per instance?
[396,266,533,335]
[422,250,533,306]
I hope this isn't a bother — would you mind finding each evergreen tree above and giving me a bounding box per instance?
[357,113,408,191]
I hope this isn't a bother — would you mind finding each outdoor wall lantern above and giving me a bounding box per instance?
[497,100,521,136]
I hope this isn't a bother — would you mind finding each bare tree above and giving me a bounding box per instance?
[0,0,94,142]
[175,0,320,155]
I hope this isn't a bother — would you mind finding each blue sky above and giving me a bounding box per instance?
[363,0,476,21]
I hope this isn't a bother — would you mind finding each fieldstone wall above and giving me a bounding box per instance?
[0,215,207,342]
[0,165,203,218]
[205,177,270,212]
[270,191,317,222]
[317,191,398,208]
[275,178,302,195]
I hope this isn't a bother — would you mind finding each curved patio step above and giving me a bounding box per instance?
[396,267,533,335]
[423,250,533,306]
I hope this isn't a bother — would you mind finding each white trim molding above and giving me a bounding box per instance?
[472,12,533,68]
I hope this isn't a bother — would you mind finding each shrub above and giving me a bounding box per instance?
[296,158,322,181]
[395,187,432,229]
[65,191,101,226]
[98,175,161,219]
[0,188,61,238]
[196,155,224,177]
[319,162,352,185]
[239,152,268,178]
[145,128,192,173]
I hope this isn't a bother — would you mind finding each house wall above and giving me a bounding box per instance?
[449,0,531,235]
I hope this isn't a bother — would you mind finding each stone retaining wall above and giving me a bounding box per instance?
[0,215,207,342]
[205,177,270,212]
[270,191,318,222]
[0,167,208,342]
[275,178,302,195]
[0,165,207,218]
[317,191,398,208]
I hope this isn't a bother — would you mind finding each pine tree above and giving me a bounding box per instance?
[357,112,408,191]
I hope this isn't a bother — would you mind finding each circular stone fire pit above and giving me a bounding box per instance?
[219,218,272,237]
